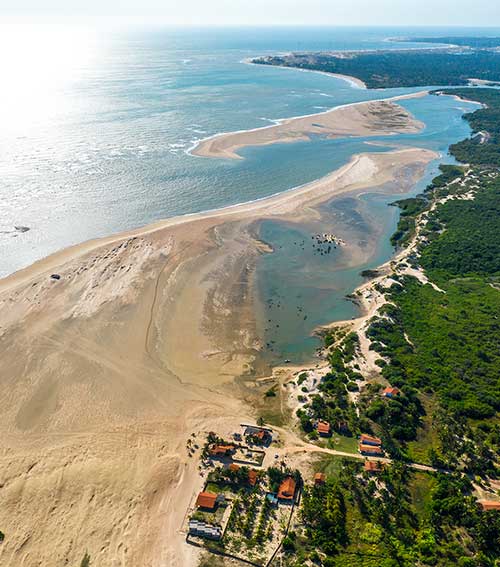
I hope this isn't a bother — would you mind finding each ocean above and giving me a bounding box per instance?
[0,25,492,360]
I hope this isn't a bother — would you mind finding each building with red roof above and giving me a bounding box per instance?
[314,472,326,485]
[317,420,331,437]
[382,387,400,398]
[359,443,383,456]
[209,444,235,457]
[479,500,500,511]
[360,434,382,447]
[196,492,218,510]
[364,460,383,474]
[277,476,296,501]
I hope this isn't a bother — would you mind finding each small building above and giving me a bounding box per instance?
[360,434,382,447]
[479,500,500,511]
[278,476,296,501]
[382,387,400,398]
[196,491,224,510]
[317,420,331,437]
[266,492,279,507]
[314,472,326,486]
[248,469,258,487]
[364,460,382,474]
[359,443,384,457]
[244,426,272,445]
[209,444,235,457]
[188,519,222,540]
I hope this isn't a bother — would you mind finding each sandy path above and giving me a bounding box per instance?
[191,92,427,159]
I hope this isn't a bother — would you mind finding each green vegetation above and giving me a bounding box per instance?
[80,553,90,567]
[288,458,500,566]
[434,88,500,165]
[252,50,500,89]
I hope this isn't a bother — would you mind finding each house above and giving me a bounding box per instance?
[196,491,225,510]
[188,520,222,540]
[317,420,331,437]
[228,464,258,486]
[209,444,235,457]
[479,500,500,511]
[244,425,272,445]
[248,469,258,487]
[278,476,296,501]
[360,434,382,447]
[314,472,326,486]
[364,460,382,474]
[359,443,384,457]
[382,387,400,398]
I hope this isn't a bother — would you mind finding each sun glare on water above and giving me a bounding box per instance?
[0,22,99,134]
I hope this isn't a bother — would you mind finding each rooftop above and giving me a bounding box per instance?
[364,460,382,473]
[359,443,383,455]
[278,476,296,500]
[479,500,500,511]
[317,420,331,435]
[360,434,382,446]
[382,387,400,397]
[314,472,326,484]
[196,491,218,510]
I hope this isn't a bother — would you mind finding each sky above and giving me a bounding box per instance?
[1,0,500,28]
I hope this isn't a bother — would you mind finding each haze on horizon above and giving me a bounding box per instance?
[1,0,500,28]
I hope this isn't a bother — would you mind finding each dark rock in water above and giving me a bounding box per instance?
[14,226,30,233]
[50,274,61,280]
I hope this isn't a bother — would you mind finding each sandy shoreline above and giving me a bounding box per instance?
[191,91,427,159]
[243,57,368,89]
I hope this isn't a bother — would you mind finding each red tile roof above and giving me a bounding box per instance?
[278,476,296,500]
[314,472,326,485]
[382,387,400,397]
[248,469,258,486]
[360,434,382,446]
[229,463,240,472]
[209,444,234,456]
[479,500,500,511]
[317,421,331,435]
[359,444,383,455]
[196,491,218,509]
[364,460,382,473]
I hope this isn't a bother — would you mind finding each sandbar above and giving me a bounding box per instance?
[191,93,427,159]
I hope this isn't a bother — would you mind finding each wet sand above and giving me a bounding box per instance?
[191,93,427,159]
[0,144,436,566]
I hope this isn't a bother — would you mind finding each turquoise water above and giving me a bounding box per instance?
[0,25,491,276]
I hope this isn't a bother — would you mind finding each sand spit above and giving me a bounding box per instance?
[0,145,436,566]
[191,93,427,159]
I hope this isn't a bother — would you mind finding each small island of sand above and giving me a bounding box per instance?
[191,93,427,159]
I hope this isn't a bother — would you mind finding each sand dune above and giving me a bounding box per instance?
[191,93,426,159]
